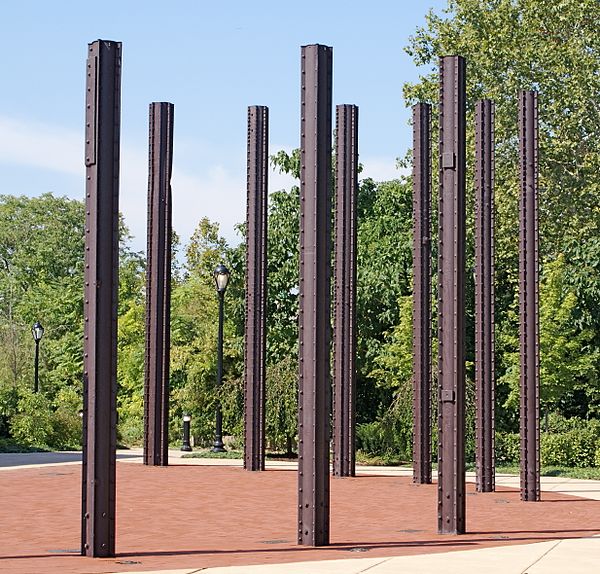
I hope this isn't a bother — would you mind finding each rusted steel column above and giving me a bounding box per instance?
[333,104,358,478]
[244,105,268,472]
[82,39,121,557]
[143,102,174,467]
[298,43,333,547]
[412,103,432,485]
[437,55,466,535]
[519,90,540,502]
[474,100,496,492]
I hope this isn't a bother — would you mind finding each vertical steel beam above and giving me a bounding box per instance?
[298,43,333,547]
[437,55,466,535]
[82,39,121,557]
[412,103,432,485]
[244,105,269,471]
[474,100,496,492]
[333,104,358,478]
[144,102,174,467]
[519,90,540,502]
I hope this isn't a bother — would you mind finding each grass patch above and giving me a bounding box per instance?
[355,450,408,467]
[182,449,299,461]
[180,449,600,480]
[182,449,243,459]
[494,464,600,480]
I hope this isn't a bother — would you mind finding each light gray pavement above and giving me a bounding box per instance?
[114,536,600,573]
[0,449,141,469]
[3,449,600,572]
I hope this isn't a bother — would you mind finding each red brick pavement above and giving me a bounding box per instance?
[1,463,599,573]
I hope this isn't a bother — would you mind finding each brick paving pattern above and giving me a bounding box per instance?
[1,463,599,573]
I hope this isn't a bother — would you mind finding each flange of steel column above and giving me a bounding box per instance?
[298,43,333,547]
[244,105,269,471]
[144,102,174,467]
[412,103,432,485]
[333,104,358,478]
[437,55,466,534]
[82,39,121,557]
[474,100,496,492]
[519,90,540,502]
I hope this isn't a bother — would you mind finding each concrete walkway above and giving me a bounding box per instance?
[2,449,599,573]
[127,536,599,573]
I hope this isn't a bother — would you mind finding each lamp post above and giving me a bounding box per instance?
[31,321,44,393]
[212,263,230,452]
[181,414,192,452]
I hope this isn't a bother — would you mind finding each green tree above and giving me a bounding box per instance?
[0,194,85,443]
[356,177,414,422]
[404,0,600,425]
[0,193,150,449]
[405,0,600,251]
[500,255,598,414]
[169,218,244,445]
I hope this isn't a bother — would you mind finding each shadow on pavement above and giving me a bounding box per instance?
[0,451,141,468]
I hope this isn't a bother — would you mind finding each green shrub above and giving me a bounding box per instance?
[541,433,573,466]
[495,432,520,465]
[356,417,411,461]
[10,391,55,449]
[541,428,598,467]
[545,413,600,438]
[356,421,387,456]
[49,387,82,450]
[8,387,82,451]
[118,415,144,446]
[569,429,598,467]
[0,385,19,438]
[497,420,600,468]
[264,357,298,452]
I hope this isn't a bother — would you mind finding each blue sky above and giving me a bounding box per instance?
[0,0,447,253]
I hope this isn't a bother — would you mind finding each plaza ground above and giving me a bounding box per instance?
[1,450,599,573]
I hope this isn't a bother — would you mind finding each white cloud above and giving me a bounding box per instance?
[0,115,249,252]
[0,116,83,176]
[0,117,410,257]
[102,146,249,252]
[171,165,246,248]
[269,169,297,195]
[360,156,408,181]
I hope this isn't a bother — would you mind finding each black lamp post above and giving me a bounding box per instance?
[181,414,192,452]
[31,321,44,393]
[212,263,230,452]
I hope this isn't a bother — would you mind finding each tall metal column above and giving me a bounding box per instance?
[412,103,432,485]
[437,55,466,535]
[143,102,174,467]
[519,90,540,502]
[333,104,358,478]
[298,43,333,547]
[244,105,268,471]
[475,100,495,492]
[82,39,121,557]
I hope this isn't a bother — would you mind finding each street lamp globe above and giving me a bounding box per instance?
[32,321,44,342]
[213,264,230,293]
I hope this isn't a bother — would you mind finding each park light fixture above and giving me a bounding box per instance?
[212,263,230,452]
[32,321,44,342]
[213,263,231,294]
[181,414,192,452]
[31,321,44,393]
